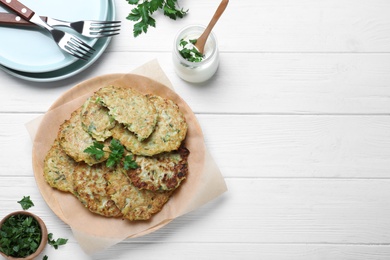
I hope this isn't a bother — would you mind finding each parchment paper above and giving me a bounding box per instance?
[27,60,227,254]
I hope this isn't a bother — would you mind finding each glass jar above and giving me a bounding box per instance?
[172,25,219,83]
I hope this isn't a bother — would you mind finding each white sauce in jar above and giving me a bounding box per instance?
[172,25,219,83]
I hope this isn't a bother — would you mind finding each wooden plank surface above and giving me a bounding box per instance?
[2,177,390,259]
[1,0,390,259]
[2,53,390,114]
[2,114,390,179]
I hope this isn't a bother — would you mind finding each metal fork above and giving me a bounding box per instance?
[0,0,95,60]
[0,13,121,38]
[46,17,121,38]
[45,25,95,60]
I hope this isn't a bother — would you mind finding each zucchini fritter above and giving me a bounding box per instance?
[43,138,77,193]
[81,95,116,142]
[127,146,189,192]
[111,95,187,156]
[73,163,122,217]
[95,85,158,141]
[105,168,171,221]
[58,107,110,165]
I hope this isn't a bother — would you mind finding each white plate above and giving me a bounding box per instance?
[0,0,115,82]
[0,0,108,73]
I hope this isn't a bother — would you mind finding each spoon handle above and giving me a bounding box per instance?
[195,0,229,54]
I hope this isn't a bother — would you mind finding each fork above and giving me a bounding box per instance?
[0,0,95,60]
[0,13,121,38]
[46,18,121,38]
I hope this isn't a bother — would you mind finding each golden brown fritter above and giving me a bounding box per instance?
[105,168,171,221]
[73,163,122,217]
[127,146,189,192]
[111,95,187,156]
[58,107,110,165]
[95,85,158,141]
[43,138,78,193]
[81,95,116,142]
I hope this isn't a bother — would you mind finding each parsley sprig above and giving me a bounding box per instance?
[84,139,139,169]
[126,0,188,37]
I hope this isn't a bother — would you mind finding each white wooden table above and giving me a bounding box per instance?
[1,0,390,259]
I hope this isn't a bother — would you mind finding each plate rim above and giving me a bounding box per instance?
[0,0,115,82]
[0,0,108,73]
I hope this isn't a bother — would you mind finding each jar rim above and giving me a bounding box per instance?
[173,24,218,67]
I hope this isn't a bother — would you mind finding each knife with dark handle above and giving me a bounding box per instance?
[0,11,121,38]
[0,12,47,26]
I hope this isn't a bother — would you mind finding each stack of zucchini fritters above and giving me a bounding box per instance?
[44,85,189,221]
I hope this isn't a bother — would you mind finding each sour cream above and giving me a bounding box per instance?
[172,25,219,83]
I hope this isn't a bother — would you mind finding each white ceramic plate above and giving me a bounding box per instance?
[0,0,108,73]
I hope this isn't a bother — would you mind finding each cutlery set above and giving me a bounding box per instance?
[0,0,120,60]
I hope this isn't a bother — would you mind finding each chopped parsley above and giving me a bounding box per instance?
[0,214,41,258]
[179,39,204,62]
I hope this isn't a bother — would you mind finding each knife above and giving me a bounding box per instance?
[0,0,58,31]
[0,12,49,27]
[0,11,121,38]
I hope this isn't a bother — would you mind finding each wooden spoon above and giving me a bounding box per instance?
[195,0,229,54]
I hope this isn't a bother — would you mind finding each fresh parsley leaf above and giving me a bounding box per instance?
[43,255,49,260]
[163,0,187,20]
[84,142,105,160]
[126,0,188,37]
[17,196,34,210]
[124,155,139,170]
[47,233,68,250]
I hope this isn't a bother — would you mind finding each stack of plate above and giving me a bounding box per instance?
[0,0,116,82]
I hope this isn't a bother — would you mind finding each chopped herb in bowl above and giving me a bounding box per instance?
[0,211,48,259]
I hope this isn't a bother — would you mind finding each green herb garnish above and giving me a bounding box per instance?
[179,39,204,62]
[126,0,188,37]
[124,154,139,170]
[17,196,34,210]
[47,233,68,250]
[84,139,139,169]
[106,139,125,168]
[0,214,41,257]
[84,142,105,160]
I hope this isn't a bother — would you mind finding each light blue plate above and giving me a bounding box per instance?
[0,0,115,82]
[0,0,108,73]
